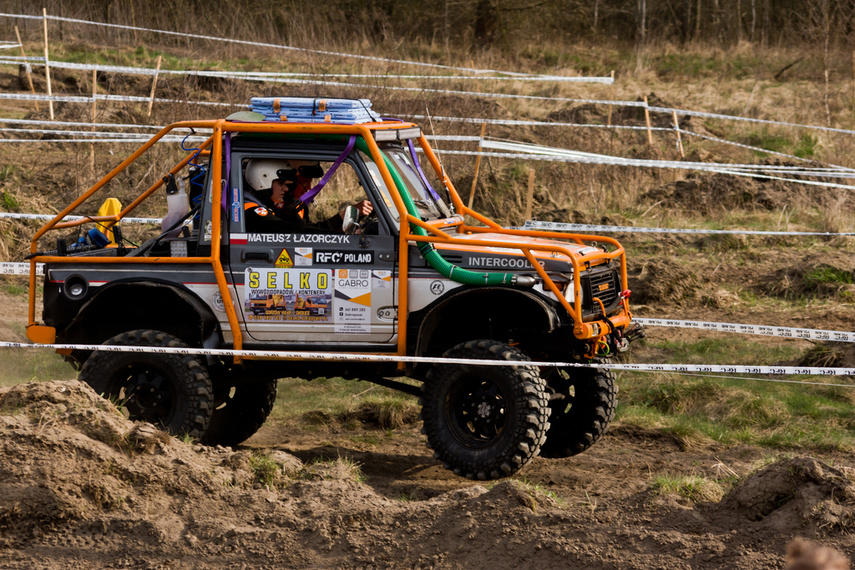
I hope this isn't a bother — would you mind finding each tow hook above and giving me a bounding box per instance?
[624,322,646,343]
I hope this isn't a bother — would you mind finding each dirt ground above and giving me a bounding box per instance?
[0,373,853,570]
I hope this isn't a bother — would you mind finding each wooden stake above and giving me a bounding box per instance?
[42,8,54,120]
[146,55,162,117]
[90,69,96,174]
[607,70,615,126]
[852,51,855,102]
[14,26,39,111]
[467,122,487,211]
[643,95,652,145]
[672,110,684,157]
[524,168,536,221]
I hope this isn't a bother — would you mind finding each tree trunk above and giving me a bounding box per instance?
[695,0,702,40]
[750,0,756,43]
[684,0,692,42]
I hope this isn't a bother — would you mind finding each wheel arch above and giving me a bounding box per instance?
[61,280,222,361]
[411,287,560,357]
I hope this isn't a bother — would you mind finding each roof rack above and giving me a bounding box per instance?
[248,97,381,124]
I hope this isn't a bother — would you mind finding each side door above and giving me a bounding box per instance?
[227,150,397,345]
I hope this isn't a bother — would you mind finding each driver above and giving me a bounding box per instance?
[244,159,372,233]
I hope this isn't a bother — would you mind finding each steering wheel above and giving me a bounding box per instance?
[357,211,379,235]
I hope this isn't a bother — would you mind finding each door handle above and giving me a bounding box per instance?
[242,250,272,262]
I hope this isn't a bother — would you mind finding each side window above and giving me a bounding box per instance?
[240,156,374,234]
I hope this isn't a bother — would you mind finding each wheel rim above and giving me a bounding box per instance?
[445,376,507,448]
[546,368,577,415]
[108,364,177,426]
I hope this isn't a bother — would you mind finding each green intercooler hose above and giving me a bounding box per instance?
[355,138,532,287]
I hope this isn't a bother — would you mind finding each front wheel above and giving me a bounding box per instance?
[538,362,617,459]
[79,329,214,438]
[420,340,550,480]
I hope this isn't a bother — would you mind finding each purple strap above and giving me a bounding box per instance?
[221,133,232,211]
[406,138,442,202]
[296,135,356,206]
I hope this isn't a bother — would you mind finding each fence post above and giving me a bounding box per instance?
[524,168,535,222]
[146,55,162,117]
[672,110,684,157]
[14,26,39,111]
[643,95,652,145]
[467,122,487,211]
[607,70,615,126]
[42,8,54,120]
[90,69,96,174]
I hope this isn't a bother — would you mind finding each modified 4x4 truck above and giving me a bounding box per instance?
[25,97,642,480]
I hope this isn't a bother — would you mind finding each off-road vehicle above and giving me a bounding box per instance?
[25,97,642,479]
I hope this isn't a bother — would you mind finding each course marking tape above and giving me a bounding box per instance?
[0,262,42,275]
[3,58,612,83]
[4,119,849,183]
[523,219,855,237]
[0,125,472,143]
[0,92,235,106]
[1,340,854,378]
[0,126,202,139]
[0,117,199,131]
[436,149,855,190]
[635,318,855,343]
[0,11,566,79]
[0,212,158,223]
[478,139,855,175]
[648,105,855,137]
[0,138,208,144]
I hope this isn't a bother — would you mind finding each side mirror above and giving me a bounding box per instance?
[342,205,359,234]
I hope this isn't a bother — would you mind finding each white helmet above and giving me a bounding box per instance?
[245,159,295,191]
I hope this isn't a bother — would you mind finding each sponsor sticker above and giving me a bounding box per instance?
[244,268,332,322]
[294,247,313,266]
[316,250,374,264]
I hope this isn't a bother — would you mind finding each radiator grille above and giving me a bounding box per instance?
[583,268,619,314]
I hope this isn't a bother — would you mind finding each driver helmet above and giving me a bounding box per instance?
[245,159,324,192]
[245,159,296,191]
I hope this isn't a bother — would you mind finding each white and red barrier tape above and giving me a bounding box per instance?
[0,340,853,381]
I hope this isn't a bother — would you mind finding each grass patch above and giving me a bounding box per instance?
[269,377,419,429]
[619,338,855,450]
[512,477,565,507]
[619,370,855,451]
[301,456,366,484]
[249,453,285,489]
[0,349,73,388]
[651,473,725,502]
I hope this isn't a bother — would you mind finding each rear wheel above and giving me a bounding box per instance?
[201,378,278,447]
[79,329,213,438]
[538,362,617,458]
[420,340,550,480]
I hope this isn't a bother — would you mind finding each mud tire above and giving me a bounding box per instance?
[538,362,617,459]
[420,340,550,480]
[201,379,278,447]
[79,329,213,438]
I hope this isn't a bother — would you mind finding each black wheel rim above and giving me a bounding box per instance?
[545,368,577,415]
[445,376,507,448]
[107,364,177,427]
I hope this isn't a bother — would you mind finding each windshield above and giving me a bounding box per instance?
[359,143,453,223]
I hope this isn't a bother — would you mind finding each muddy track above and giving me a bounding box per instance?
[1,379,854,569]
